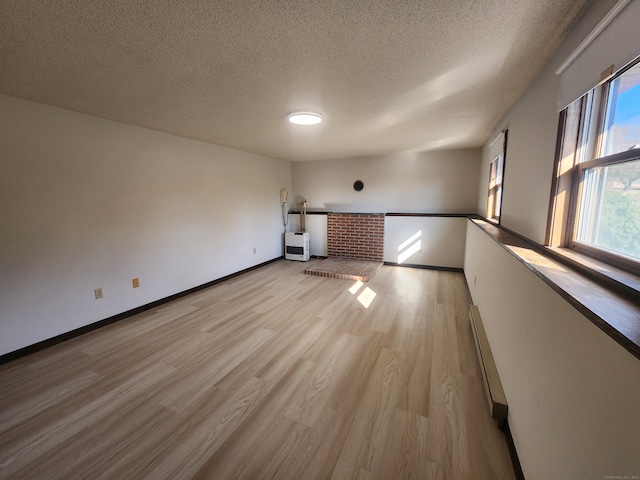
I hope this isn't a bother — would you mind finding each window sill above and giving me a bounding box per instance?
[547,247,640,299]
[471,218,640,361]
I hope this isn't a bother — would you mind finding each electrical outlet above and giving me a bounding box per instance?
[253,247,256,254]
[94,288,103,299]
[132,278,140,288]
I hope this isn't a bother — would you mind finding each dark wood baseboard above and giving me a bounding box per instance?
[505,421,526,480]
[383,261,463,273]
[0,256,284,366]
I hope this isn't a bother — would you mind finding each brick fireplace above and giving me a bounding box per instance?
[327,213,385,262]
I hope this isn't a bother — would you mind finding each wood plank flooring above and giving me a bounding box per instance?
[0,259,515,479]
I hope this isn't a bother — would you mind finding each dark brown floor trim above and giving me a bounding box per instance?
[0,256,283,366]
[505,421,526,480]
[383,261,463,273]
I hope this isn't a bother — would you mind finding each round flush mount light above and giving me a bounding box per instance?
[288,111,323,125]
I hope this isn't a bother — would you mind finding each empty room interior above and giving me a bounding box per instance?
[1,1,639,479]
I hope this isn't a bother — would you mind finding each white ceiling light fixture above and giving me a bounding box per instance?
[288,111,323,125]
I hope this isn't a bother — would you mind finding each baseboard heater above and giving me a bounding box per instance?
[469,305,508,429]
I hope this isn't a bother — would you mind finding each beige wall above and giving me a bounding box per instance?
[291,149,480,268]
[472,1,640,477]
[0,94,291,356]
[384,216,467,268]
[464,221,640,479]
[477,0,619,244]
[292,149,481,214]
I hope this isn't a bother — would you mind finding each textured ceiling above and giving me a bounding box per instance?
[0,0,592,161]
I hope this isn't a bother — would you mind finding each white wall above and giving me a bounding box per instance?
[477,0,619,244]
[291,149,479,268]
[292,149,480,214]
[384,216,466,268]
[286,214,467,268]
[0,94,291,356]
[464,220,640,479]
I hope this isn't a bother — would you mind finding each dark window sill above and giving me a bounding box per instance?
[547,247,640,299]
[471,218,640,361]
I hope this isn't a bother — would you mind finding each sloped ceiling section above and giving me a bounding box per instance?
[0,0,591,161]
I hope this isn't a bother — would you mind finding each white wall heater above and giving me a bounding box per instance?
[285,232,310,261]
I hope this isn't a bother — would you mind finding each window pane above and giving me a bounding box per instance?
[487,154,503,222]
[601,61,640,157]
[577,91,597,164]
[576,159,640,260]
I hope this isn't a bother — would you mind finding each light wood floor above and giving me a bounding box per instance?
[0,259,515,480]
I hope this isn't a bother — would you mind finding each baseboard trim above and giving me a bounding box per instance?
[505,421,526,480]
[383,261,463,273]
[0,256,284,365]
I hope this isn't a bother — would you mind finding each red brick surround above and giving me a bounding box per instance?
[327,213,385,261]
